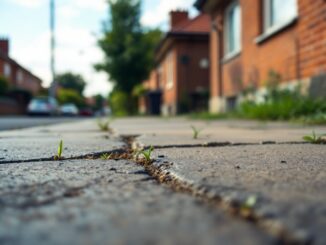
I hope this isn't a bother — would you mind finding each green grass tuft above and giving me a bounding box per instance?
[303,131,326,144]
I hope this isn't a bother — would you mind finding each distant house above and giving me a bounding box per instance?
[140,11,211,116]
[195,0,326,113]
[0,38,42,95]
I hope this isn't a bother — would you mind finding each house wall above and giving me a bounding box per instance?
[175,39,210,111]
[0,58,42,95]
[209,0,326,113]
[0,59,4,74]
[159,48,178,116]
[139,70,159,114]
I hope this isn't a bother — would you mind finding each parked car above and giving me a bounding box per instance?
[79,108,94,117]
[60,103,79,116]
[27,97,59,116]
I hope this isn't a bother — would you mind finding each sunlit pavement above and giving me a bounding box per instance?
[0,116,87,131]
[0,117,325,244]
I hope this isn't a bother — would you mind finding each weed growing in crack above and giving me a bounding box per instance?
[100,153,112,160]
[97,119,112,132]
[54,140,63,160]
[240,195,257,218]
[134,146,154,163]
[191,125,202,139]
[303,130,326,144]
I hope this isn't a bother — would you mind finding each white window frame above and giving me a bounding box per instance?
[256,0,298,43]
[17,69,23,84]
[224,0,241,61]
[166,51,174,90]
[4,63,11,78]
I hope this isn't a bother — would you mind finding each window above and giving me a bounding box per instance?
[17,70,23,84]
[264,0,297,33]
[157,65,163,89]
[199,58,209,69]
[4,63,11,78]
[224,1,241,58]
[166,51,174,90]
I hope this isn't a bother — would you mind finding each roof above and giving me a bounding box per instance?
[155,13,210,63]
[170,14,211,34]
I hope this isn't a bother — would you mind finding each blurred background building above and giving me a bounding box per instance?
[0,38,43,115]
[139,11,211,116]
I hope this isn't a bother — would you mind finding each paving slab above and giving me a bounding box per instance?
[0,120,124,162]
[150,144,326,244]
[111,117,326,147]
[0,159,274,245]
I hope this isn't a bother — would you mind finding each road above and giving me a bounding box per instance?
[0,116,87,131]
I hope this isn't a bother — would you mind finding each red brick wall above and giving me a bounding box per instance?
[0,57,42,95]
[175,39,210,100]
[170,11,189,29]
[209,0,326,98]
[0,59,4,75]
[155,39,209,113]
[160,48,178,111]
[297,0,326,78]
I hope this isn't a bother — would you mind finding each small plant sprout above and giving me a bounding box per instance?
[100,153,112,160]
[191,125,202,139]
[54,140,63,160]
[303,130,326,144]
[244,195,257,209]
[97,119,112,132]
[135,146,154,163]
[240,195,257,217]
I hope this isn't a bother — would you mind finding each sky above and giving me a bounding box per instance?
[0,0,197,97]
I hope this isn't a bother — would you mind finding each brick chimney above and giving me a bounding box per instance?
[0,38,9,55]
[170,10,189,29]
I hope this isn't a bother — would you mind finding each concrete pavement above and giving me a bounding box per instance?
[0,117,325,244]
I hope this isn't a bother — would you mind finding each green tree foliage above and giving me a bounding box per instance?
[109,90,129,116]
[93,94,104,111]
[56,72,86,95]
[0,76,9,95]
[57,89,85,108]
[96,0,162,114]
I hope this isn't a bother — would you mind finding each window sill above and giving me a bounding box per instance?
[166,83,173,90]
[222,50,241,64]
[255,16,298,44]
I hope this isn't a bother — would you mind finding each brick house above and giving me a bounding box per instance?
[0,38,42,95]
[195,0,326,113]
[140,11,211,115]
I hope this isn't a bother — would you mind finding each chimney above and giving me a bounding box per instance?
[170,10,189,29]
[0,38,9,56]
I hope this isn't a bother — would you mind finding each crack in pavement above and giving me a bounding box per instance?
[0,133,319,244]
[135,141,310,151]
[0,135,309,165]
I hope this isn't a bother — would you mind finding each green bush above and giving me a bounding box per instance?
[109,90,129,116]
[238,86,326,121]
[57,88,85,108]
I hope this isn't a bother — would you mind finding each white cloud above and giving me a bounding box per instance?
[70,0,107,12]
[141,0,195,28]
[8,0,43,8]
[58,5,80,19]
[11,25,112,97]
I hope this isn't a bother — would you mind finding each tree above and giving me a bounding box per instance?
[96,0,162,114]
[55,72,86,95]
[93,94,104,111]
[57,89,85,108]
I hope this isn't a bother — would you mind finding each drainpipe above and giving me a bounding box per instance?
[213,12,224,108]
